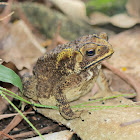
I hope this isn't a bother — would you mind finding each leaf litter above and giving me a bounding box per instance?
[1,0,140,139]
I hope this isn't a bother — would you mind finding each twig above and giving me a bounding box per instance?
[102,61,140,101]
[0,108,32,139]
[0,0,13,23]
[3,124,58,139]
[120,119,140,127]
[0,111,34,120]
[14,0,35,31]
[0,11,14,21]
[48,21,62,51]
[0,131,15,140]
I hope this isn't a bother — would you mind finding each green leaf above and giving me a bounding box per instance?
[86,0,127,16]
[0,64,23,92]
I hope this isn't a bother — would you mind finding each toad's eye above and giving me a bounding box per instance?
[86,50,96,56]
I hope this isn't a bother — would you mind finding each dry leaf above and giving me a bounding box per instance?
[90,12,110,25]
[110,13,139,28]
[35,94,140,140]
[0,20,45,70]
[50,0,89,22]
[108,27,140,82]
[90,12,140,28]
[126,0,140,18]
[25,130,74,140]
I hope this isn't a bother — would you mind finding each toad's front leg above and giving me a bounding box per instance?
[54,76,82,120]
[54,87,81,120]
[55,93,81,120]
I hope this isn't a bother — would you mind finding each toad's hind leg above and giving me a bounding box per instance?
[54,88,81,120]
[22,74,37,100]
[21,74,37,110]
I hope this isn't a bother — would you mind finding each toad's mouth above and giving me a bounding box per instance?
[84,52,113,69]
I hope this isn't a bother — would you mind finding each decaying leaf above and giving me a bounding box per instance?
[0,20,45,70]
[35,94,140,140]
[90,12,140,28]
[11,2,115,41]
[50,0,89,22]
[25,130,74,140]
[108,27,140,82]
[126,0,140,18]
[110,13,139,28]
[89,12,110,25]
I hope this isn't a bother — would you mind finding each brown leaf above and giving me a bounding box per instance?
[108,27,140,82]
[24,130,73,140]
[126,0,140,18]
[50,0,89,22]
[90,12,140,28]
[90,12,110,25]
[0,20,45,70]
[35,95,140,139]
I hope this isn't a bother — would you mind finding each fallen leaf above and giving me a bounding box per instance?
[50,0,89,22]
[90,12,140,28]
[108,27,140,82]
[25,130,74,140]
[111,13,139,28]
[12,2,115,41]
[0,20,45,70]
[35,95,140,140]
[126,0,140,18]
[90,12,110,25]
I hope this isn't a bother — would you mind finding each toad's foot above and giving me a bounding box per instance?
[21,101,27,111]
[21,96,30,111]
[59,104,83,120]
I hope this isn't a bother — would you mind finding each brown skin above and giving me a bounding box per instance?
[22,33,114,120]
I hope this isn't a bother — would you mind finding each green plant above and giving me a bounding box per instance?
[86,0,127,16]
[0,64,45,140]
